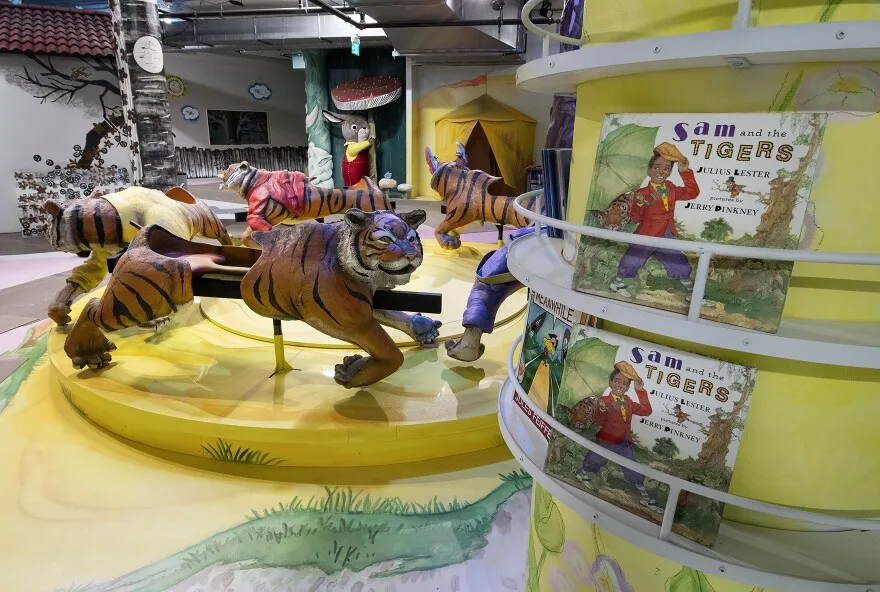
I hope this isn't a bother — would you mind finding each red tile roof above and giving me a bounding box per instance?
[0,2,115,57]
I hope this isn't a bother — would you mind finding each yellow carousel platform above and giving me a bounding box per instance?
[48,241,526,468]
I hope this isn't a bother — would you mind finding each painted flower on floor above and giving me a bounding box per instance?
[548,567,575,592]
[561,541,591,585]
[797,66,880,115]
[589,554,635,592]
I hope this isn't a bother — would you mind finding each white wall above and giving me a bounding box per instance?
[0,53,129,234]
[164,52,306,149]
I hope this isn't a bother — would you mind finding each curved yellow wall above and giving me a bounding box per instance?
[582,0,880,44]
[527,485,784,591]
[567,62,880,517]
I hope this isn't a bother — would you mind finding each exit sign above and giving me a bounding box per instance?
[351,34,360,56]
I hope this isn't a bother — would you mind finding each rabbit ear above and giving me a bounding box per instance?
[322,110,344,125]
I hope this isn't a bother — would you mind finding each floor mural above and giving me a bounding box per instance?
[0,321,532,592]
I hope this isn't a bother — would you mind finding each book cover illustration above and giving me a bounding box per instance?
[515,291,589,416]
[544,325,755,547]
[572,112,827,333]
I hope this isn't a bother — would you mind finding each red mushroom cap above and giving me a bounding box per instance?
[331,75,403,111]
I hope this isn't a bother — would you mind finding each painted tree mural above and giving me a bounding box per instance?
[303,49,335,188]
[14,54,127,168]
[109,0,176,189]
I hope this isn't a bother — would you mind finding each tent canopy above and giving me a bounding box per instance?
[434,94,536,193]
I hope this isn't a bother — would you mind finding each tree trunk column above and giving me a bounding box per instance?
[110,0,176,190]
[302,49,334,188]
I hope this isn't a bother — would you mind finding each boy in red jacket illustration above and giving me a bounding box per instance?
[576,363,658,510]
[610,145,700,300]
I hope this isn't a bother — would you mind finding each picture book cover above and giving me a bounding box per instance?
[544,325,756,547]
[572,112,827,333]
[515,290,590,417]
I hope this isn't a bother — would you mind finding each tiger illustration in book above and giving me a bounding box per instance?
[43,186,231,330]
[218,161,392,248]
[587,190,635,230]
[425,142,536,250]
[63,209,441,388]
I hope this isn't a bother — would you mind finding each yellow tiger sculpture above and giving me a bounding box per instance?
[425,142,534,249]
[63,209,441,388]
[43,186,231,330]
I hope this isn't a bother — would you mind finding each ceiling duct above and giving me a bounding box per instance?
[162,11,391,52]
[348,0,528,64]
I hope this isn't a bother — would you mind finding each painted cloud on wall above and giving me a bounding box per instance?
[181,105,200,122]
[249,83,272,100]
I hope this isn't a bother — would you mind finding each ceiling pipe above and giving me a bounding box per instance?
[308,0,363,29]
[158,5,357,19]
[362,17,554,29]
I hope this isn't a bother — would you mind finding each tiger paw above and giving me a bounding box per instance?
[444,336,486,362]
[64,315,116,370]
[333,354,369,388]
[139,316,171,331]
[409,314,441,346]
[48,303,72,327]
[437,233,462,250]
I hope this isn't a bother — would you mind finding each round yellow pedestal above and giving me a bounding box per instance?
[48,243,526,468]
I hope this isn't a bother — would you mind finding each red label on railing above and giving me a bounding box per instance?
[513,390,552,440]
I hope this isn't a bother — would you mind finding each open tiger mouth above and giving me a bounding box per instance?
[379,263,417,275]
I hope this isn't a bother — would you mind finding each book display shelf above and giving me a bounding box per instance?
[503,2,880,591]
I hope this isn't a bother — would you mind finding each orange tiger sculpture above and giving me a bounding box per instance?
[63,209,441,388]
[218,161,391,248]
[425,142,535,250]
[43,186,231,330]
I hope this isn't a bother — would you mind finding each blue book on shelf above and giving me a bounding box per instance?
[541,148,572,239]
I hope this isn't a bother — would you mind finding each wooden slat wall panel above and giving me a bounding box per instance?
[175,146,308,179]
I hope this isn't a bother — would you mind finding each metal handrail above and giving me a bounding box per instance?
[512,190,880,321]
[504,334,880,534]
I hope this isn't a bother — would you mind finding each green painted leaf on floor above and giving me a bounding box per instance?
[533,484,565,554]
[666,567,716,592]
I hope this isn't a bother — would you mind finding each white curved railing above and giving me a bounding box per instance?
[513,189,880,322]
[523,0,756,57]
[503,334,880,535]
[521,0,584,57]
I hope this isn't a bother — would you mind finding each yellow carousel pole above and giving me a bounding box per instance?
[272,319,293,375]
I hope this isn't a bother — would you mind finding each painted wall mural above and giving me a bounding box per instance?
[208,109,270,145]
[248,82,272,101]
[5,54,130,169]
[166,73,187,98]
[15,166,130,237]
[180,104,199,122]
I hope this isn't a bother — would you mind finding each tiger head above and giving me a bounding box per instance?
[218,161,259,198]
[425,142,504,200]
[425,141,470,190]
[338,208,427,289]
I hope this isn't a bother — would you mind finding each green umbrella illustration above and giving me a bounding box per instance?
[587,122,660,213]
[557,337,621,409]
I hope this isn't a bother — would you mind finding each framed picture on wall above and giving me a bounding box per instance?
[207,109,270,145]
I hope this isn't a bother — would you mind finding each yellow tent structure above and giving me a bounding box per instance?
[434,95,536,194]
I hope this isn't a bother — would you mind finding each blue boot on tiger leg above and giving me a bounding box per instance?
[445,226,535,362]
